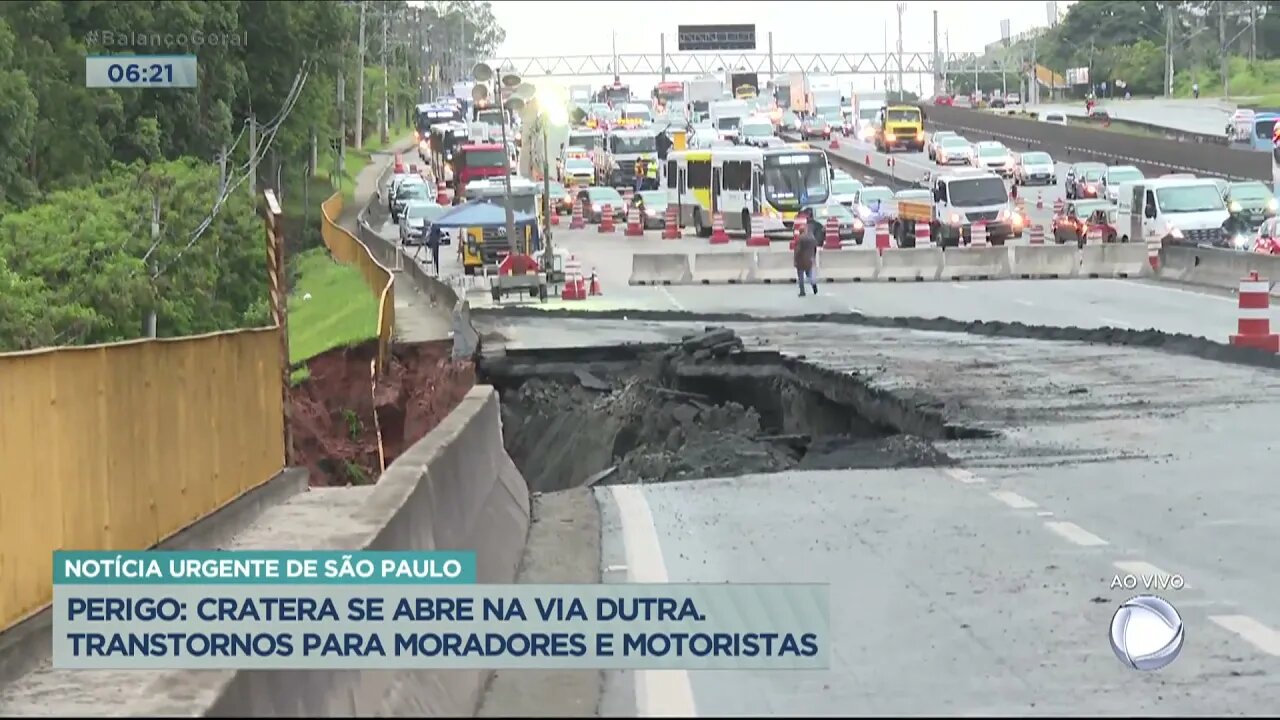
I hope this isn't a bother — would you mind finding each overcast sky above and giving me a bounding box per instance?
[487,0,1072,94]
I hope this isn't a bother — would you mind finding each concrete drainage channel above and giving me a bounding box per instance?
[478,328,993,492]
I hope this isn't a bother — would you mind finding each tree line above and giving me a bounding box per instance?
[0,0,504,352]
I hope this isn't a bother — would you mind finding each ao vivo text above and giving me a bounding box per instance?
[1109,573,1187,591]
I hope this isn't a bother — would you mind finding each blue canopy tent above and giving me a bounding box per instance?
[429,199,543,276]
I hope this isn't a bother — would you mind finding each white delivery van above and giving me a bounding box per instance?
[709,99,750,143]
[1116,178,1230,247]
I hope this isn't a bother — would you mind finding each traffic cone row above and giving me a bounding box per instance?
[709,211,729,244]
[560,257,587,300]
[914,221,932,248]
[746,213,769,247]
[625,206,644,237]
[662,205,680,239]
[822,216,843,250]
[570,197,586,229]
[598,204,616,233]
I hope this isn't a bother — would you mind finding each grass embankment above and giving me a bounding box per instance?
[283,128,414,384]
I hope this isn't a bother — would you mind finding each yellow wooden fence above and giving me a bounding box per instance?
[319,193,395,373]
[0,328,285,631]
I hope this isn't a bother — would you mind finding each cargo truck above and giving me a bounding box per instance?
[729,71,760,100]
[896,168,1021,247]
[808,75,843,124]
[687,75,723,122]
[788,73,809,114]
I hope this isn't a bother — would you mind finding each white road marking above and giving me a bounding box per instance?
[1014,298,1035,307]
[1036,510,1054,517]
[989,490,1039,509]
[608,485,698,717]
[1209,615,1280,656]
[604,564,629,573]
[1125,280,1239,305]
[659,287,686,312]
[1099,316,1134,329]
[950,282,970,290]
[1112,561,1189,588]
[943,468,984,484]
[1044,521,1109,547]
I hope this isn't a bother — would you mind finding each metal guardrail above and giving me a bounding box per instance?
[319,193,395,375]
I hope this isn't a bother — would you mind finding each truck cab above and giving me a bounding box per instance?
[873,105,925,153]
[1118,178,1230,248]
[902,169,1018,247]
[597,129,660,188]
[458,177,543,275]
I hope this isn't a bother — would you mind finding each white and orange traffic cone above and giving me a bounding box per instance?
[1229,271,1278,352]
[745,213,770,247]
[561,258,585,301]
[1029,225,1046,244]
[435,182,449,205]
[822,215,843,250]
[970,222,989,247]
[624,205,644,237]
[598,204,616,233]
[662,204,680,239]
[914,221,932,248]
[709,211,730,244]
[874,220,891,255]
[569,196,586,229]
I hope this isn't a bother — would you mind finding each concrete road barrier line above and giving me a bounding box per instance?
[940,247,1012,281]
[754,251,798,284]
[692,251,755,284]
[1011,245,1080,279]
[189,387,530,718]
[1079,244,1149,279]
[878,248,943,281]
[629,253,694,286]
[1159,246,1280,294]
[816,248,880,282]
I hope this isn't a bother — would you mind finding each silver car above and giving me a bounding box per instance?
[926,131,958,160]
[391,177,429,223]
[972,141,1014,177]
[1013,151,1056,186]
[398,201,449,246]
[934,136,974,166]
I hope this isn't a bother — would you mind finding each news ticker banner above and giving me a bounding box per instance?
[54,551,829,671]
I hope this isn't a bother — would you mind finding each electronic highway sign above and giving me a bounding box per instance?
[677,24,757,52]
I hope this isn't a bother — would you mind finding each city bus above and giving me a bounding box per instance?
[429,122,470,186]
[416,104,462,157]
[665,145,833,237]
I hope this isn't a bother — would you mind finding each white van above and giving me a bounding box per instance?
[1116,178,1229,246]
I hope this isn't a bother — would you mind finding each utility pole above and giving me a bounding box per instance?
[146,189,160,339]
[355,0,366,150]
[308,129,316,179]
[248,115,258,202]
[1250,2,1258,64]
[381,3,389,144]
[931,10,940,95]
[1164,4,1174,97]
[1030,37,1038,104]
[1220,0,1229,98]
[336,74,346,189]
[896,2,906,102]
[945,30,951,94]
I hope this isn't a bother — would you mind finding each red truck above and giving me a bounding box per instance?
[452,143,508,203]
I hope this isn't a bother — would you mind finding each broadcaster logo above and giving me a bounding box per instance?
[1109,595,1184,671]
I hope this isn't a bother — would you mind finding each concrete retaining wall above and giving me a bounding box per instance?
[184,387,529,717]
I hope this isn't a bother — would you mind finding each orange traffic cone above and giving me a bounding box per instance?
[790,214,809,251]
[435,182,449,205]
[709,211,730,244]
[874,220,891,255]
[570,197,586,229]
[822,215,843,250]
[1229,271,1279,352]
[1029,225,1045,245]
[394,154,405,174]
[970,222,989,246]
[550,209,560,226]
[745,213,770,247]
[588,268,602,296]
[662,205,680,239]
[830,137,840,150]
[598,204,616,233]
[914,221,932,248]
[624,205,644,237]
[561,258,585,301]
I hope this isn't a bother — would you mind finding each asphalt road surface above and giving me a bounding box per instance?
[481,316,1280,715]
[1024,97,1238,136]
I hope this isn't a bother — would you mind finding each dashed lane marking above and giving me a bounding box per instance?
[943,468,984,484]
[1036,510,1054,517]
[1113,561,1190,588]
[989,490,1039,510]
[1044,521,1109,547]
[608,485,699,717]
[1209,615,1280,656]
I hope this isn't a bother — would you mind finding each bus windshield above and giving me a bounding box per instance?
[763,153,831,210]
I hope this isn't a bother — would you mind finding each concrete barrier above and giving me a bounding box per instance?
[817,248,880,282]
[878,248,943,281]
[754,251,798,283]
[940,247,1012,281]
[628,253,693,285]
[692,251,755,284]
[197,387,529,717]
[1010,244,1079,279]
[1159,246,1280,294]
[1079,243,1149,278]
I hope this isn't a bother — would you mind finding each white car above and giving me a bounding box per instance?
[830,176,864,207]
[1102,165,1145,203]
[1013,151,1056,186]
[927,131,958,160]
[934,136,974,166]
[1042,112,1068,126]
[563,158,595,185]
[971,141,1014,178]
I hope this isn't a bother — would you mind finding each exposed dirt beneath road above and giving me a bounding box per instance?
[481,328,976,492]
[289,339,475,486]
